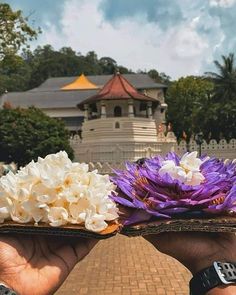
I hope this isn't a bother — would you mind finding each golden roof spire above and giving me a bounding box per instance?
[61,74,98,90]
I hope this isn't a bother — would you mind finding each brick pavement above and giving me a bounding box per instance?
[56,235,191,295]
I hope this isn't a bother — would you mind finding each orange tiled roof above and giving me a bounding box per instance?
[78,72,156,106]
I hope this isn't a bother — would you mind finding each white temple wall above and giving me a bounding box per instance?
[81,117,159,143]
[70,133,236,174]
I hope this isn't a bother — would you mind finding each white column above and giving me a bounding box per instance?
[147,101,153,119]
[84,104,89,121]
[128,99,134,117]
[101,100,107,118]
[160,102,168,125]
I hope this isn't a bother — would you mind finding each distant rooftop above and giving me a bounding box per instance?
[31,74,167,92]
[1,74,167,110]
[61,74,99,90]
[79,73,157,108]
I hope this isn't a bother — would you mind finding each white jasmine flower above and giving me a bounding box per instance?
[11,203,32,223]
[48,207,69,227]
[0,195,12,223]
[22,199,49,223]
[69,198,91,223]
[0,172,18,199]
[40,163,66,188]
[32,182,57,204]
[85,210,108,232]
[17,161,40,184]
[40,151,72,170]
[18,187,31,202]
[70,162,89,174]
[0,151,118,232]
[100,201,119,221]
[64,184,89,203]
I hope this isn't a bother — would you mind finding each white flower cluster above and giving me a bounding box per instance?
[0,151,119,232]
[159,152,205,186]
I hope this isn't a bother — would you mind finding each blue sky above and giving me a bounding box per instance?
[5,0,236,79]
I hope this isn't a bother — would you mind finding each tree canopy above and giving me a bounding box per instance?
[166,53,236,142]
[0,3,39,58]
[206,53,236,102]
[166,76,214,142]
[0,106,74,167]
[0,45,137,94]
[204,54,236,140]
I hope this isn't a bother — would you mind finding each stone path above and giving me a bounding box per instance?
[56,235,191,295]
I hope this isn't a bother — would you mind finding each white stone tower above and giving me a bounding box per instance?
[76,73,172,163]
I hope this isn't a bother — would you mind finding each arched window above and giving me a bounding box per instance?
[114,106,122,117]
[115,122,120,129]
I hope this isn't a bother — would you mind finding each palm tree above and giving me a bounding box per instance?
[206,53,236,102]
[205,54,236,140]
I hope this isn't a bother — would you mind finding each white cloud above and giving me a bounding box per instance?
[209,0,236,7]
[36,0,212,79]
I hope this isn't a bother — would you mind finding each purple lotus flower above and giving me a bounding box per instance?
[110,152,236,225]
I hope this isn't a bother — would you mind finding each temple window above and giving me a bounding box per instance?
[115,122,120,129]
[114,106,122,117]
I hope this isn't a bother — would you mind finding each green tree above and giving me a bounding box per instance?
[166,76,214,142]
[0,3,39,57]
[206,53,236,102]
[205,53,236,140]
[117,65,133,74]
[148,69,171,84]
[25,47,102,89]
[24,46,134,89]
[99,57,117,74]
[0,106,74,167]
[0,54,31,94]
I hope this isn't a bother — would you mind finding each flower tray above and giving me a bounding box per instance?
[121,216,236,236]
[0,217,236,239]
[0,221,120,240]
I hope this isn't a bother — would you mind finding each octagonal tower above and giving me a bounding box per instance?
[76,73,166,163]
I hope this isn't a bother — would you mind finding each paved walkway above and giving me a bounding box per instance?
[56,235,191,295]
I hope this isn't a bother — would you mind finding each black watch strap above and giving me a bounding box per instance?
[190,262,236,295]
[0,284,18,295]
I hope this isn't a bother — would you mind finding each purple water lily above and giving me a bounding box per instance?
[110,152,236,225]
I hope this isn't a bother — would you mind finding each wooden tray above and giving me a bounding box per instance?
[1,217,236,239]
[0,221,120,239]
[121,216,236,236]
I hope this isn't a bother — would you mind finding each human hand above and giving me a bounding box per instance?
[144,232,236,294]
[0,234,98,295]
[144,232,236,274]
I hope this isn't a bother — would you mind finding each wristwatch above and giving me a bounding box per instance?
[190,261,236,295]
[0,284,18,295]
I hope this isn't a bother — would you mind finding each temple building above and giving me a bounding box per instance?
[74,72,171,162]
[0,73,174,163]
[0,73,167,135]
